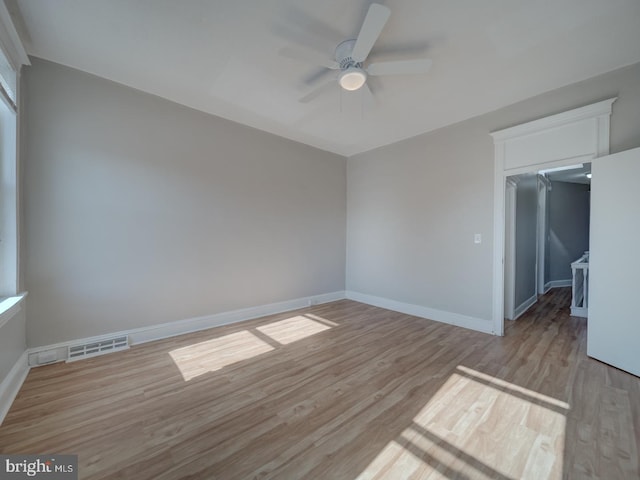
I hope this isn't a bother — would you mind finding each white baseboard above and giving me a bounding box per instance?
[513,294,538,320]
[27,291,346,366]
[344,291,495,335]
[570,306,588,318]
[129,291,346,345]
[0,350,29,426]
[545,280,572,290]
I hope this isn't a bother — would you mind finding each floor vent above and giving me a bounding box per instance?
[67,335,129,362]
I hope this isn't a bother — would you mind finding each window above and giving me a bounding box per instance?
[0,3,29,298]
[0,92,17,296]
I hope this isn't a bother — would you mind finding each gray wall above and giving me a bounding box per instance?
[0,309,26,383]
[347,121,494,321]
[20,59,640,346]
[347,62,640,325]
[514,175,538,308]
[548,181,590,281]
[23,59,347,348]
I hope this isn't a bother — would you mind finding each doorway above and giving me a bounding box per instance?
[490,98,616,336]
[503,165,591,322]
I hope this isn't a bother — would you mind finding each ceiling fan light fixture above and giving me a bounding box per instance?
[339,67,367,91]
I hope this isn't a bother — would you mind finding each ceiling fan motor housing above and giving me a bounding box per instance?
[335,39,367,91]
[335,39,361,69]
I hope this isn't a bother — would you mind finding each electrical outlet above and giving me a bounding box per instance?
[474,234,482,244]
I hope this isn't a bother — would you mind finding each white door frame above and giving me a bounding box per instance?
[537,175,551,294]
[490,98,616,336]
[503,177,518,320]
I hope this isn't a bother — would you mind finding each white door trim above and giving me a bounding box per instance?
[537,175,551,294]
[490,98,616,336]
[504,177,518,320]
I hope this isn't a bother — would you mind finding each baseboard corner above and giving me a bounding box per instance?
[513,294,538,320]
[344,290,494,335]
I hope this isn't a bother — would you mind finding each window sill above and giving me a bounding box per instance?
[0,292,28,329]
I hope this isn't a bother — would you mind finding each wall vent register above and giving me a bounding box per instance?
[68,335,129,362]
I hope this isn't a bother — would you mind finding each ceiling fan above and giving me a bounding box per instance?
[282,3,433,103]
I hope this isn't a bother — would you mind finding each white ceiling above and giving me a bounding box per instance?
[10,0,640,156]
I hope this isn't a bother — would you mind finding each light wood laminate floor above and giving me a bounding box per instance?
[1,288,638,479]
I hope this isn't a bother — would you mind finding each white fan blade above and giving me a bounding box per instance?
[279,46,339,70]
[351,4,391,62]
[367,58,433,76]
[299,79,335,103]
[305,67,335,87]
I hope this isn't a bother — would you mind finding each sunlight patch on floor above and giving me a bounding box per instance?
[256,315,331,344]
[358,366,569,479]
[169,315,333,380]
[456,365,570,410]
[304,312,339,327]
[169,330,274,381]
